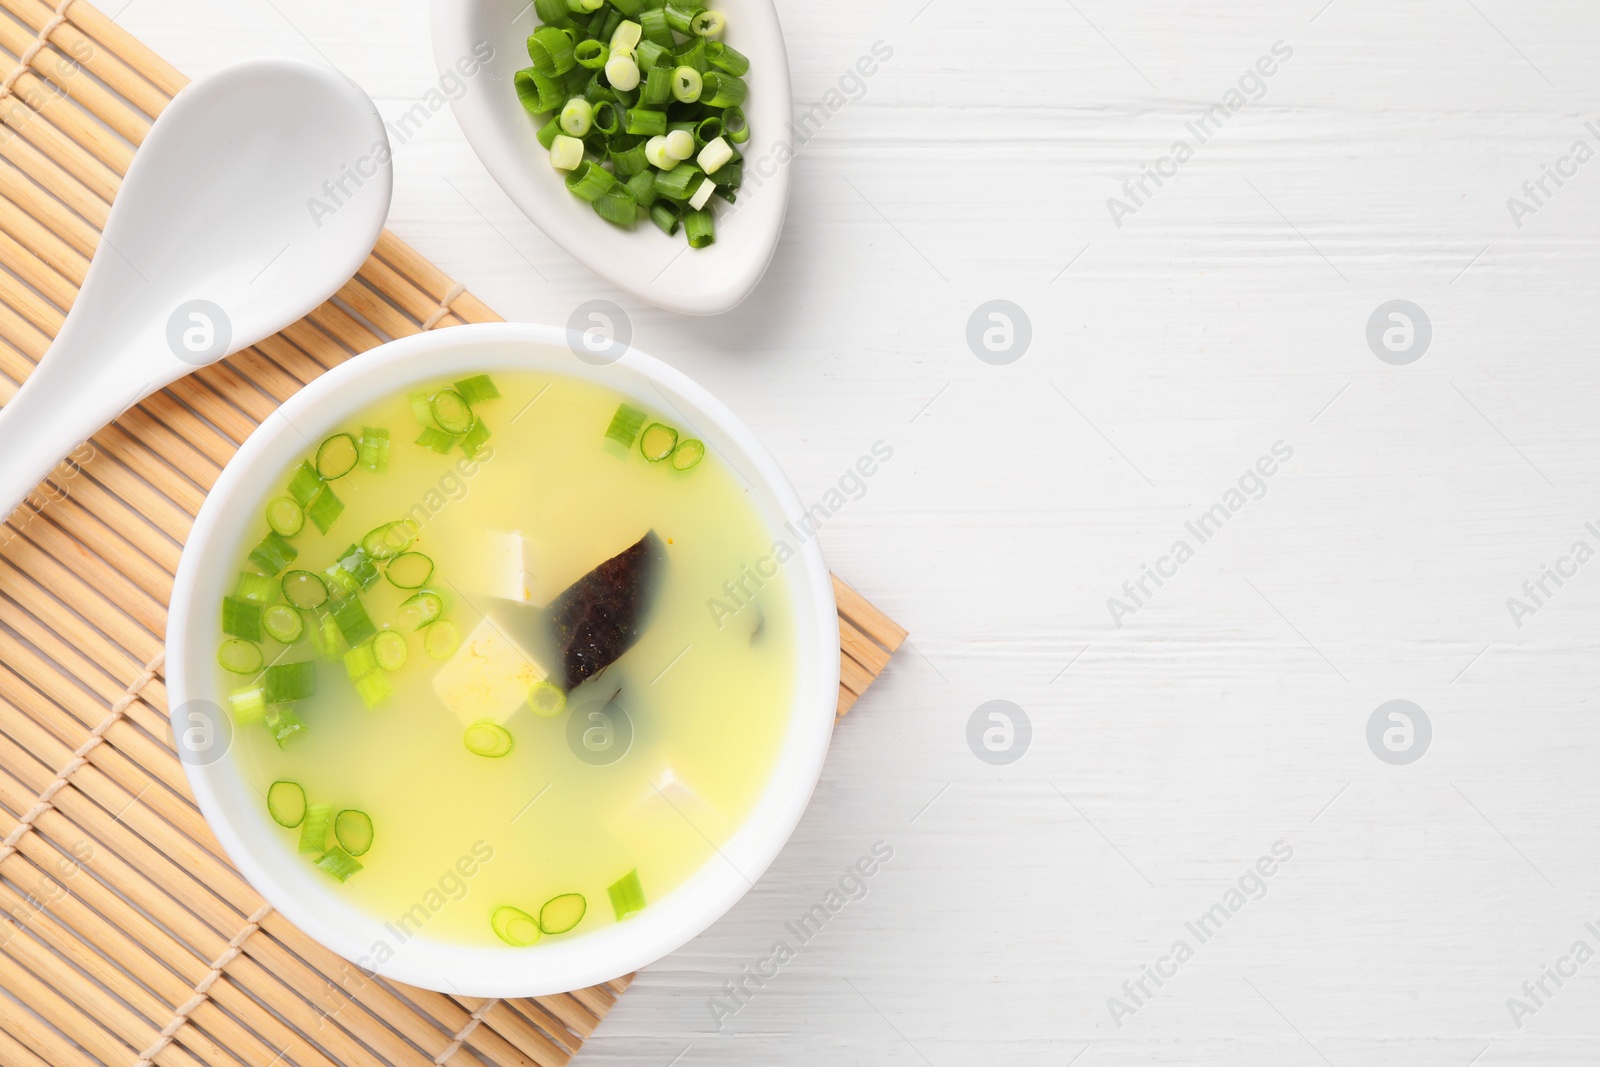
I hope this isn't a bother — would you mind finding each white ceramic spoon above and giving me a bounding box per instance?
[0,58,391,522]
[431,0,791,315]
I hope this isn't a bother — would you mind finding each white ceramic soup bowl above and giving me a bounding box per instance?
[168,322,838,996]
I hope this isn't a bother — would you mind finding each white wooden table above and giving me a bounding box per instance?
[122,1,1600,1063]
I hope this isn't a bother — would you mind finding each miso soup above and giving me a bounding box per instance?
[212,370,794,952]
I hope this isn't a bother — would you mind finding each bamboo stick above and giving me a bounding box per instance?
[9,0,169,118]
[0,101,107,226]
[62,0,188,98]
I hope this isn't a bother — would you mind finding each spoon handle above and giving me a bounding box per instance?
[0,343,149,525]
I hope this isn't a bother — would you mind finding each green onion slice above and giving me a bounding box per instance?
[463,721,514,758]
[353,670,392,708]
[385,552,434,590]
[607,868,646,920]
[263,604,305,644]
[267,780,307,828]
[460,418,492,459]
[415,427,459,454]
[299,803,333,854]
[395,591,444,632]
[539,893,587,934]
[264,661,316,704]
[424,619,460,660]
[266,704,306,747]
[222,596,262,641]
[722,106,748,144]
[491,905,542,947]
[373,630,408,672]
[344,642,378,680]
[639,423,677,462]
[528,680,567,718]
[358,427,390,473]
[309,611,342,659]
[266,496,305,537]
[315,845,363,883]
[692,10,725,38]
[236,572,278,605]
[684,207,714,248]
[228,685,266,725]
[454,374,501,406]
[606,403,648,446]
[330,593,377,647]
[217,638,263,675]
[361,520,419,560]
[248,532,298,577]
[430,389,475,435]
[305,485,344,534]
[334,809,374,856]
[670,438,705,471]
[287,461,322,506]
[282,570,329,610]
[316,434,359,480]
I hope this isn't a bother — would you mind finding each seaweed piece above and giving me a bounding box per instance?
[545,531,665,690]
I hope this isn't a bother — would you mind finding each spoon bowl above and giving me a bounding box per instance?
[432,0,792,315]
[0,58,392,521]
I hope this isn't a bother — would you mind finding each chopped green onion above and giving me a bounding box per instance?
[282,570,329,610]
[236,571,278,605]
[605,52,640,91]
[664,127,695,161]
[330,593,377,647]
[684,207,714,248]
[316,434,359,480]
[663,1,698,35]
[610,138,650,177]
[265,704,305,747]
[624,107,666,137]
[694,116,723,148]
[229,685,266,726]
[650,202,681,236]
[574,38,608,68]
[315,845,363,883]
[515,68,563,115]
[248,532,298,577]
[361,520,418,560]
[460,418,492,458]
[415,427,459,453]
[267,780,306,827]
[697,135,733,175]
[264,661,316,704]
[334,809,374,856]
[430,390,475,435]
[353,670,391,708]
[305,485,344,534]
[358,427,390,473]
[676,36,709,73]
[638,6,672,45]
[299,803,333,854]
[309,610,342,659]
[692,10,725,38]
[670,65,702,103]
[607,868,646,920]
[409,391,434,427]
[610,18,642,53]
[591,100,620,135]
[706,40,748,75]
[644,135,676,171]
[263,604,305,644]
[222,596,262,641]
[550,133,585,171]
[566,161,616,203]
[218,638,263,674]
[653,163,702,201]
[395,591,444,632]
[642,65,672,106]
[424,619,460,660]
[635,38,668,71]
[527,25,577,77]
[463,721,514,758]
[328,544,379,591]
[700,71,746,108]
[266,496,304,537]
[626,169,659,208]
[454,375,501,405]
[606,403,648,446]
[344,641,378,680]
[540,893,587,934]
[287,461,321,507]
[385,552,434,590]
[534,0,570,21]
[639,422,678,462]
[671,438,705,471]
[491,905,542,947]
[594,186,638,227]
[722,106,748,144]
[528,680,567,717]
[373,630,408,672]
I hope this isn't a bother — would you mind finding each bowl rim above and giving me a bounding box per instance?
[168,322,839,995]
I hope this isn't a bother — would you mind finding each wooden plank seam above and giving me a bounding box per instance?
[0,0,73,99]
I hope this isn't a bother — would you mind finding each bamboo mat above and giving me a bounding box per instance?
[0,2,906,1064]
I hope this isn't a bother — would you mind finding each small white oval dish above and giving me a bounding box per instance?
[431,0,792,315]
[169,323,839,996]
